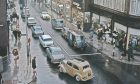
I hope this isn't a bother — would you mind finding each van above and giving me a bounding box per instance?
[51,19,64,30]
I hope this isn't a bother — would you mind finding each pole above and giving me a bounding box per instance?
[25,0,29,57]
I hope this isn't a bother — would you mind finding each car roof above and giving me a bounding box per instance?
[33,25,41,28]
[68,58,89,67]
[41,35,51,39]
[49,46,62,51]
[28,17,35,19]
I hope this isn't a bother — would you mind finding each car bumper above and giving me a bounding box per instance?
[42,44,53,48]
[81,74,94,81]
[28,23,36,26]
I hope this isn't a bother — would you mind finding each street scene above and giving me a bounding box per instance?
[0,0,140,84]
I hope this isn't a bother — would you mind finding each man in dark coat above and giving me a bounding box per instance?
[128,44,134,61]
[32,56,36,74]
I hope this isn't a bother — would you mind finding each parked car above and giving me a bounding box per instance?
[21,7,30,18]
[51,18,64,30]
[59,58,94,81]
[27,17,36,27]
[46,46,65,64]
[31,25,44,38]
[40,11,50,20]
[39,35,54,48]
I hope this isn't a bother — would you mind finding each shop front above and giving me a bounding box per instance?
[128,28,140,54]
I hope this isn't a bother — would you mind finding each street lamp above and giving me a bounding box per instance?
[25,0,29,57]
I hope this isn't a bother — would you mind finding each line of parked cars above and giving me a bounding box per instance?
[22,9,94,81]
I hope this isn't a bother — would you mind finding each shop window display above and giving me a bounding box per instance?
[130,35,140,52]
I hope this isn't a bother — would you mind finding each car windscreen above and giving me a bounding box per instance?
[83,65,89,70]
[75,36,84,43]
[28,19,35,22]
[35,27,42,31]
[43,38,52,41]
[52,50,62,55]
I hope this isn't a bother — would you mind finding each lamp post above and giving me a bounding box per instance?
[25,0,29,57]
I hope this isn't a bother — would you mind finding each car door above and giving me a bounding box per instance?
[65,61,73,76]
[72,64,79,76]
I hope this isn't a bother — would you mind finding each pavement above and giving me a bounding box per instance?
[2,1,36,84]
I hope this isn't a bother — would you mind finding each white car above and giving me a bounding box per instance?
[27,17,36,27]
[40,11,50,20]
[46,46,65,64]
[39,35,54,48]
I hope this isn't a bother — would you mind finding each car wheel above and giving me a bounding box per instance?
[75,75,80,81]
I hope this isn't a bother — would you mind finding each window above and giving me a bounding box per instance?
[73,65,79,70]
[83,65,89,70]
[67,61,72,66]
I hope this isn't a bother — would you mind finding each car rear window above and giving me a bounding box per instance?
[43,38,52,41]
[83,65,89,70]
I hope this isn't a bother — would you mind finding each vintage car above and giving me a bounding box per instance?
[39,35,54,48]
[27,17,36,27]
[51,18,64,30]
[59,58,94,81]
[40,11,50,20]
[67,29,87,50]
[31,25,44,38]
[46,46,65,64]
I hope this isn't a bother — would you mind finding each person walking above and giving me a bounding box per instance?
[128,44,134,61]
[12,48,19,64]
[32,56,36,75]
[77,21,81,30]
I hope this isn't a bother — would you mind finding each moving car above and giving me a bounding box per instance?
[40,11,50,20]
[39,35,54,48]
[67,29,87,50]
[59,58,94,81]
[51,19,64,30]
[46,46,65,64]
[31,25,44,38]
[27,17,36,27]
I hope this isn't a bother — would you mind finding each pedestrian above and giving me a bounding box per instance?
[119,38,123,52]
[12,48,19,64]
[77,21,81,30]
[32,56,36,75]
[127,44,134,61]
[0,73,3,84]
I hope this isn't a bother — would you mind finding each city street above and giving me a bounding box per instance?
[21,1,122,84]
[4,1,139,84]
